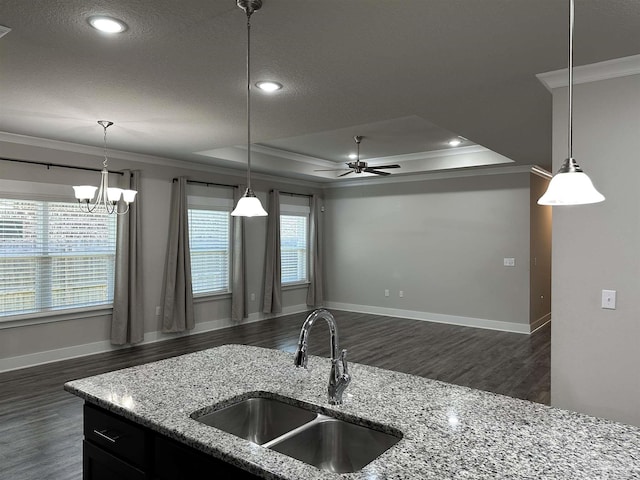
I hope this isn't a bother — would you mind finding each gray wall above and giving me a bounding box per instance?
[323,172,533,329]
[529,174,552,328]
[0,139,317,368]
[550,73,640,426]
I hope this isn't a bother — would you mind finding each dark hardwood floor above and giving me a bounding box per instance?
[0,310,550,479]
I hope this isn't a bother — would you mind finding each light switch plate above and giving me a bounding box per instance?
[601,290,616,310]
[503,257,515,267]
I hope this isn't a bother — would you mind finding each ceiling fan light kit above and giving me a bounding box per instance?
[316,135,401,178]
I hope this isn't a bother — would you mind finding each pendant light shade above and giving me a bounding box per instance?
[231,187,268,216]
[537,0,604,206]
[231,0,268,217]
[537,158,605,206]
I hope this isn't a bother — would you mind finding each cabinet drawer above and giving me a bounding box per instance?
[154,436,260,480]
[84,404,147,469]
[83,440,146,480]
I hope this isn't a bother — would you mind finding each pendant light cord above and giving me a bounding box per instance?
[98,120,113,169]
[568,0,574,160]
[246,11,253,190]
[103,124,109,169]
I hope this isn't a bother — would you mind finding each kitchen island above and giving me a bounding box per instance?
[65,344,640,479]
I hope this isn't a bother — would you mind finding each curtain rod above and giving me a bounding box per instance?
[271,190,312,198]
[173,178,238,189]
[0,156,124,175]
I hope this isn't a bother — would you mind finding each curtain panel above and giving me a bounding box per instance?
[111,170,144,345]
[262,190,282,313]
[231,185,247,322]
[161,177,194,332]
[306,194,324,307]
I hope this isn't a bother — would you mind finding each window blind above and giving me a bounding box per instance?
[280,214,308,284]
[188,208,230,295]
[0,198,117,318]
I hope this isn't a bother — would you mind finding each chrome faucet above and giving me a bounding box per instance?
[294,309,351,405]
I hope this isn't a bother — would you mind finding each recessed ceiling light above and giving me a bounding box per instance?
[448,138,462,147]
[88,16,127,34]
[255,81,283,93]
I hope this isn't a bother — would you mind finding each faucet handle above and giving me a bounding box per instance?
[339,349,349,378]
[294,345,308,368]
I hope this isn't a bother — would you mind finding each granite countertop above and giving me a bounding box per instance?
[64,344,640,479]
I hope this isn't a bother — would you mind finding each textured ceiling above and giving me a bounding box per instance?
[1,0,639,180]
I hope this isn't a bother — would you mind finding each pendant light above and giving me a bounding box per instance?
[538,0,604,206]
[231,0,268,217]
[73,121,137,215]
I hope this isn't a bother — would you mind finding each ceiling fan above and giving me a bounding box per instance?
[316,136,401,177]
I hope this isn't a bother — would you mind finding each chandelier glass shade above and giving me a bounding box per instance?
[73,120,137,215]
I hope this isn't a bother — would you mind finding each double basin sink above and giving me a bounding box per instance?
[191,393,402,473]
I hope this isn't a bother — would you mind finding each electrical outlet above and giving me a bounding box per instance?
[250,293,256,301]
[155,306,161,316]
[384,289,390,297]
[399,290,404,298]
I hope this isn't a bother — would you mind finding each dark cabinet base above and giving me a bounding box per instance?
[83,440,147,480]
[154,436,260,480]
[82,403,260,480]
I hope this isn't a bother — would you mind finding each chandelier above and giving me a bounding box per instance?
[73,120,137,214]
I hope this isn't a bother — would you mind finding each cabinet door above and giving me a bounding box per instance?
[83,440,147,480]
[154,436,260,480]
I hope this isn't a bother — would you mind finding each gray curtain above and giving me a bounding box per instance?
[306,194,324,307]
[231,185,247,322]
[161,177,194,332]
[111,170,143,345]
[262,190,282,313]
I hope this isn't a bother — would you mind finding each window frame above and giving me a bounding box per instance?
[0,180,118,328]
[280,202,310,287]
[187,194,233,298]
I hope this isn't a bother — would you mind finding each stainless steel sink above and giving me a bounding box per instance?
[193,397,316,445]
[269,415,402,473]
[192,394,402,473]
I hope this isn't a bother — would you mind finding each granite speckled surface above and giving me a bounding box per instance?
[65,344,640,479]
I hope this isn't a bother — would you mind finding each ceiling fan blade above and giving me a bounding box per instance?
[338,171,354,177]
[364,168,391,176]
[368,164,401,169]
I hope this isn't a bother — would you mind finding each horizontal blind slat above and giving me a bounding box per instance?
[188,208,230,295]
[0,197,117,317]
[280,214,308,284]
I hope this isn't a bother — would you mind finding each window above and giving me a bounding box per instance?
[188,195,232,296]
[0,197,117,318]
[280,202,310,285]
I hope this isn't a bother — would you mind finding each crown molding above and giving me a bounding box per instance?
[536,54,640,92]
[323,164,539,189]
[0,131,320,189]
[250,144,336,168]
[365,145,488,165]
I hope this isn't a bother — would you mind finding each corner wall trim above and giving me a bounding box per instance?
[0,304,311,373]
[536,54,640,91]
[324,302,532,334]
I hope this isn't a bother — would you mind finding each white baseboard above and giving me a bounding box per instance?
[530,312,551,333]
[0,304,311,373]
[324,301,533,334]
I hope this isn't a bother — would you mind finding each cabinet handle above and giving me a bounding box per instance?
[93,428,121,443]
